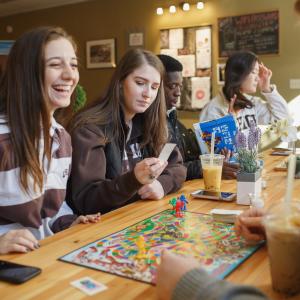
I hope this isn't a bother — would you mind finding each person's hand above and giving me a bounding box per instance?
[258,63,272,93]
[235,208,266,242]
[134,158,167,185]
[156,250,200,300]
[138,180,165,200]
[71,213,101,226]
[0,229,39,254]
[220,147,232,161]
[222,161,239,179]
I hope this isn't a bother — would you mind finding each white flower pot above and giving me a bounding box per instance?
[237,169,262,205]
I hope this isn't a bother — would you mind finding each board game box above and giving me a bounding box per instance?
[194,115,237,154]
[59,210,262,284]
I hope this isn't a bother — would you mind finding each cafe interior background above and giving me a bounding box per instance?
[0,0,299,133]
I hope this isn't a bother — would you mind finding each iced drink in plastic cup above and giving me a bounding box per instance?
[200,154,224,191]
[264,202,300,295]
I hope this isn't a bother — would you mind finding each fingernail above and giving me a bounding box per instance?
[34,243,40,249]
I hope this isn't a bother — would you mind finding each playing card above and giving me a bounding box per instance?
[71,276,107,296]
[158,143,176,161]
[210,209,242,224]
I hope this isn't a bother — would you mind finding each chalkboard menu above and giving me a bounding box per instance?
[218,11,279,57]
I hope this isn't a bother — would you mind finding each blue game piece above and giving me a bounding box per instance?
[179,194,189,211]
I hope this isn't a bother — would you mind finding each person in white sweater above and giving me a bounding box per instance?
[199,51,289,130]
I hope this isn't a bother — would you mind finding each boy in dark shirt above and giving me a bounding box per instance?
[158,54,239,180]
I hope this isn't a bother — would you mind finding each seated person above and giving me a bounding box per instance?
[156,250,269,300]
[156,208,268,300]
[66,49,186,215]
[235,207,266,242]
[0,27,100,255]
[158,54,239,180]
[199,51,289,130]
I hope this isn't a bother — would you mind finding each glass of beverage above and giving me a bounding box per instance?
[264,202,300,296]
[200,154,224,191]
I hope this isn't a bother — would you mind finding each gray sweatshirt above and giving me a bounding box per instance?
[199,86,289,130]
[172,268,269,300]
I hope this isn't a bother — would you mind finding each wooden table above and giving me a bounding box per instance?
[1,151,300,300]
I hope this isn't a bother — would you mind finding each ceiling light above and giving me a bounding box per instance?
[156,7,163,15]
[169,5,176,13]
[197,1,204,9]
[182,3,190,11]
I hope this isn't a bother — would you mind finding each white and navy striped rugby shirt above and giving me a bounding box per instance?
[0,116,76,239]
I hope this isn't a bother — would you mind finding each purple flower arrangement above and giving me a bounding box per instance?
[236,122,261,173]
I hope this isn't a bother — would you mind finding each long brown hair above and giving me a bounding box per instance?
[0,26,77,193]
[222,51,258,110]
[69,48,168,156]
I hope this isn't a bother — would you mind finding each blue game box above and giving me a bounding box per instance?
[193,114,237,154]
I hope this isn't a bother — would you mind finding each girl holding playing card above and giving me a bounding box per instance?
[67,49,186,215]
[0,27,100,255]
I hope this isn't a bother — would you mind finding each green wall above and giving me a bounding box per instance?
[0,0,299,123]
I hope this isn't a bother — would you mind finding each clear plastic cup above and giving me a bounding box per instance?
[200,154,224,191]
[263,202,300,295]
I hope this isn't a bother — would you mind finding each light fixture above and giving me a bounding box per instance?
[196,1,204,9]
[169,5,176,13]
[156,2,205,15]
[182,2,190,11]
[156,7,164,15]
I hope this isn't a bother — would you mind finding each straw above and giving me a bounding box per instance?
[285,154,296,203]
[210,131,215,165]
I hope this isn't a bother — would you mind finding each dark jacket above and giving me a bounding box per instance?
[167,110,202,180]
[67,115,186,215]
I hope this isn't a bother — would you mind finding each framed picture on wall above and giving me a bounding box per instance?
[0,40,14,55]
[128,32,144,47]
[0,41,14,75]
[86,39,116,69]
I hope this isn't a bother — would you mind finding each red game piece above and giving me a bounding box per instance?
[175,200,183,217]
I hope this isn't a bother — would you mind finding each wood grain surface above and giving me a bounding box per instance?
[1,150,299,300]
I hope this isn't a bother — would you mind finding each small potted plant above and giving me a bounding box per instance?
[236,122,262,205]
[74,84,87,112]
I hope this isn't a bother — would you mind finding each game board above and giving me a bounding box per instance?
[59,210,262,284]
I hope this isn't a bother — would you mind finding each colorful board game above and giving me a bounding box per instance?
[60,210,261,284]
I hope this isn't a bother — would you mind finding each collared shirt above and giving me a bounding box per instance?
[0,116,74,239]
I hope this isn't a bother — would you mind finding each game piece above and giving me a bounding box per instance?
[179,194,189,211]
[135,236,147,259]
[71,277,107,296]
[175,200,183,217]
[60,210,262,284]
[168,197,177,212]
